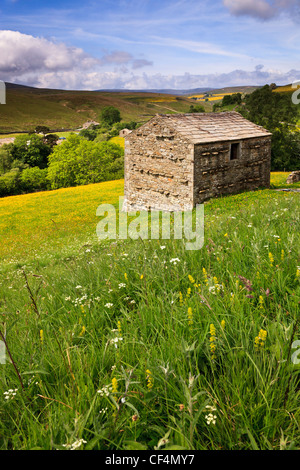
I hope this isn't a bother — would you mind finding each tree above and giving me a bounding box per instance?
[100,106,121,126]
[240,85,299,170]
[11,134,52,169]
[47,134,124,189]
[188,105,205,113]
[20,167,49,192]
[221,93,242,107]
[35,125,50,136]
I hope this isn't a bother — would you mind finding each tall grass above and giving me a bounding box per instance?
[0,182,299,450]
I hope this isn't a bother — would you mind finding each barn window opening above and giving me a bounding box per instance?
[230,142,240,160]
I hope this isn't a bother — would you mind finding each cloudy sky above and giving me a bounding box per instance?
[0,0,300,90]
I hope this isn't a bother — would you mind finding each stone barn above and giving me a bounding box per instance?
[123,112,272,211]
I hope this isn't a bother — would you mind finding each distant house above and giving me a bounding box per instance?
[123,112,272,211]
[119,128,132,137]
[81,120,99,130]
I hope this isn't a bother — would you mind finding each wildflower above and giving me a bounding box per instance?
[75,285,82,289]
[110,337,123,348]
[185,287,191,301]
[221,320,225,330]
[140,274,144,280]
[203,268,209,286]
[105,303,113,309]
[178,404,185,411]
[3,389,18,400]
[187,307,193,326]
[259,295,264,310]
[112,377,118,394]
[296,267,300,279]
[205,413,217,425]
[63,439,87,450]
[99,407,108,414]
[179,291,183,305]
[224,233,228,237]
[188,275,195,284]
[97,385,112,396]
[79,326,86,337]
[255,329,267,351]
[209,324,216,360]
[160,245,166,250]
[146,369,154,390]
[269,252,274,266]
[118,283,126,288]
[40,329,44,345]
[170,258,180,265]
[124,273,128,281]
[281,250,285,261]
[132,414,138,422]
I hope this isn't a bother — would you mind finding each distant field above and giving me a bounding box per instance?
[0,172,296,268]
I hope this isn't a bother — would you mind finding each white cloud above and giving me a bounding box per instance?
[21,65,300,91]
[223,0,299,20]
[0,30,153,86]
[0,30,99,80]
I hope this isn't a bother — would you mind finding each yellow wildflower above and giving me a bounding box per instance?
[255,329,267,351]
[112,377,118,394]
[269,252,274,266]
[124,273,128,281]
[146,369,154,390]
[209,324,216,360]
[40,329,44,345]
[79,325,86,336]
[259,295,264,310]
[188,275,195,284]
[221,320,225,330]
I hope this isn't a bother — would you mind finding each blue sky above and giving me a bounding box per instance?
[0,0,300,90]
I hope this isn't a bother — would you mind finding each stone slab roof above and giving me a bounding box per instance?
[155,112,272,144]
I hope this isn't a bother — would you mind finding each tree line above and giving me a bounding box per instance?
[0,107,127,197]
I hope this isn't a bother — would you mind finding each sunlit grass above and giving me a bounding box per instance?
[0,178,299,450]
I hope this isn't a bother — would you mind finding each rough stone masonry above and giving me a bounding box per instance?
[123,112,272,212]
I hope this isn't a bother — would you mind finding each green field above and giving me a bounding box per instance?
[0,174,299,450]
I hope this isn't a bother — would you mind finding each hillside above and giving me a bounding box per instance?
[0,83,195,134]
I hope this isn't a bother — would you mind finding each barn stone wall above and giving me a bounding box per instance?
[123,117,194,211]
[193,136,271,204]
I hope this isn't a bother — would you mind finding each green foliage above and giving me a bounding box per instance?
[221,93,242,106]
[11,134,52,169]
[0,168,21,196]
[47,134,124,189]
[79,126,99,141]
[35,125,50,136]
[100,106,122,126]
[20,167,49,193]
[0,145,14,175]
[239,85,300,170]
[188,104,205,113]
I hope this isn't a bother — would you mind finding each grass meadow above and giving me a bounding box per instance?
[0,173,299,450]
